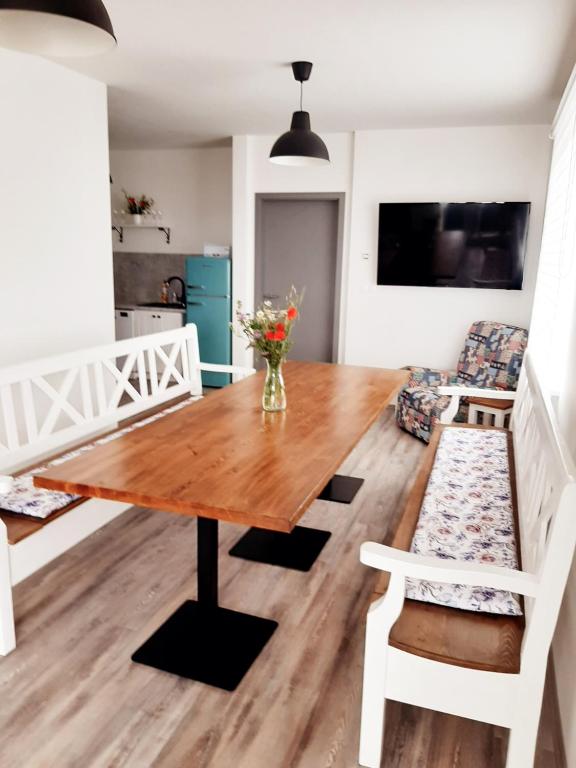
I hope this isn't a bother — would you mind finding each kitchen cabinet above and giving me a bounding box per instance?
[114,308,184,378]
[133,309,183,337]
[133,309,184,377]
[115,309,135,341]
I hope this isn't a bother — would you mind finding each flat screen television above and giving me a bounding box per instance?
[377,202,530,289]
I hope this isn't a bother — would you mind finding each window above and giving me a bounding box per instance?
[530,68,576,396]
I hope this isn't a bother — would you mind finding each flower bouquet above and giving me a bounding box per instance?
[122,189,155,224]
[232,287,301,411]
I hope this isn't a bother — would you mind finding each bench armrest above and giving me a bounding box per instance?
[0,475,14,494]
[199,363,256,378]
[436,386,516,424]
[437,386,517,400]
[360,542,538,597]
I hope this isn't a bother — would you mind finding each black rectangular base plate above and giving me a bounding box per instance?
[318,474,364,504]
[131,600,278,691]
[229,525,331,572]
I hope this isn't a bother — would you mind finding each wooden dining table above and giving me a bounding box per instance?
[35,361,406,690]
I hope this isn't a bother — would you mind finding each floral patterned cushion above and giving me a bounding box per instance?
[405,427,522,616]
[0,396,202,520]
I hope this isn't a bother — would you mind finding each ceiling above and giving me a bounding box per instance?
[60,0,576,149]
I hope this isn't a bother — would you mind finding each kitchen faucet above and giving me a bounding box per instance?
[166,276,186,306]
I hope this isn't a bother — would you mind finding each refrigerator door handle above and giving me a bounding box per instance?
[187,284,206,290]
[188,301,206,306]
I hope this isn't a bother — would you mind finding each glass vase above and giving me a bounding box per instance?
[262,359,286,412]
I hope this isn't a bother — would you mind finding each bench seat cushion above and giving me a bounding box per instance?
[0,396,201,520]
[406,426,522,616]
[372,425,523,674]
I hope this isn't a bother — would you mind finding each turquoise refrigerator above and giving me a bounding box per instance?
[186,256,231,388]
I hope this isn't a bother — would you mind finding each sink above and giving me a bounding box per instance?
[138,302,185,309]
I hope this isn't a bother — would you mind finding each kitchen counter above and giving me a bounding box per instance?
[116,304,186,314]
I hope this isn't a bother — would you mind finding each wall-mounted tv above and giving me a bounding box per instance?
[377,202,530,289]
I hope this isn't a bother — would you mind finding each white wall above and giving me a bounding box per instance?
[345,126,551,369]
[232,126,550,369]
[0,50,114,366]
[109,148,232,254]
[232,133,354,366]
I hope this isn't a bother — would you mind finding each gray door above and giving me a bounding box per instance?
[256,198,339,363]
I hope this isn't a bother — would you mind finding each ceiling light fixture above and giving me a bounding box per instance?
[270,61,330,167]
[0,0,116,57]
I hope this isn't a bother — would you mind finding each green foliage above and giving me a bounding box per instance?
[230,286,303,366]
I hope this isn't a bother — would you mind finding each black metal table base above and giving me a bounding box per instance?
[229,525,331,572]
[318,474,364,504]
[131,518,277,690]
[132,600,277,691]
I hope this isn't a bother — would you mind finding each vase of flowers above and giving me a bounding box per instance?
[232,288,301,412]
[122,189,155,225]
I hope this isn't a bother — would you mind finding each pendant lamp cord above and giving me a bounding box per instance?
[300,81,303,112]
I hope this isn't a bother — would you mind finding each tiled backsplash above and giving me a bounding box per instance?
[113,252,196,305]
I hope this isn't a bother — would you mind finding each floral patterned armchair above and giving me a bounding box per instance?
[396,321,528,442]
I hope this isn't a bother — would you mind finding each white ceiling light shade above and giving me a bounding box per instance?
[270,61,330,167]
[0,0,116,57]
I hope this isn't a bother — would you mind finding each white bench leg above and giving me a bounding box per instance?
[359,609,389,767]
[505,677,545,768]
[0,520,15,655]
[359,575,406,768]
[494,411,506,428]
[468,404,479,425]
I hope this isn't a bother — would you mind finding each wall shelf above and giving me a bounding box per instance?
[112,224,171,245]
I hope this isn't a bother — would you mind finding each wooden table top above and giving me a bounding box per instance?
[35,362,407,532]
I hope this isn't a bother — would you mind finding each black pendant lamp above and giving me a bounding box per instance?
[0,0,116,57]
[270,61,330,166]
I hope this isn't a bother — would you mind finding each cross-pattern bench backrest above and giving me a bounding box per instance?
[0,325,206,473]
[511,353,576,667]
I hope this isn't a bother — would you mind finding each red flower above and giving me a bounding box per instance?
[275,322,285,333]
[287,306,298,320]
[274,330,286,341]
[265,331,276,340]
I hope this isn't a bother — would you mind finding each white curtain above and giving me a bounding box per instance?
[529,66,576,396]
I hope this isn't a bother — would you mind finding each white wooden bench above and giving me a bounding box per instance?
[0,324,253,656]
[359,352,576,768]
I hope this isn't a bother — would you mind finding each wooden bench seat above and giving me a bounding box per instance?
[371,425,524,674]
[358,354,576,768]
[0,394,196,546]
[0,500,84,545]
[0,325,254,656]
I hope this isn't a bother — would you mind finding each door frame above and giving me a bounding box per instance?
[254,192,346,363]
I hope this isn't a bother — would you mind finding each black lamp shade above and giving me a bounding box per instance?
[270,111,330,167]
[0,0,116,56]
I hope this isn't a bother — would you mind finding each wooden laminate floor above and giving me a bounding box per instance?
[0,409,565,768]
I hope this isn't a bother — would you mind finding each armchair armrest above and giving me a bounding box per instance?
[436,386,516,424]
[360,542,538,597]
[0,476,14,494]
[437,386,517,400]
[403,366,457,389]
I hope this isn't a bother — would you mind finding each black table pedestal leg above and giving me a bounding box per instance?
[131,517,278,690]
[318,474,364,504]
[198,517,218,607]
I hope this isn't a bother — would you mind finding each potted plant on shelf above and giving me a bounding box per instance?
[232,287,302,412]
[122,189,155,225]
